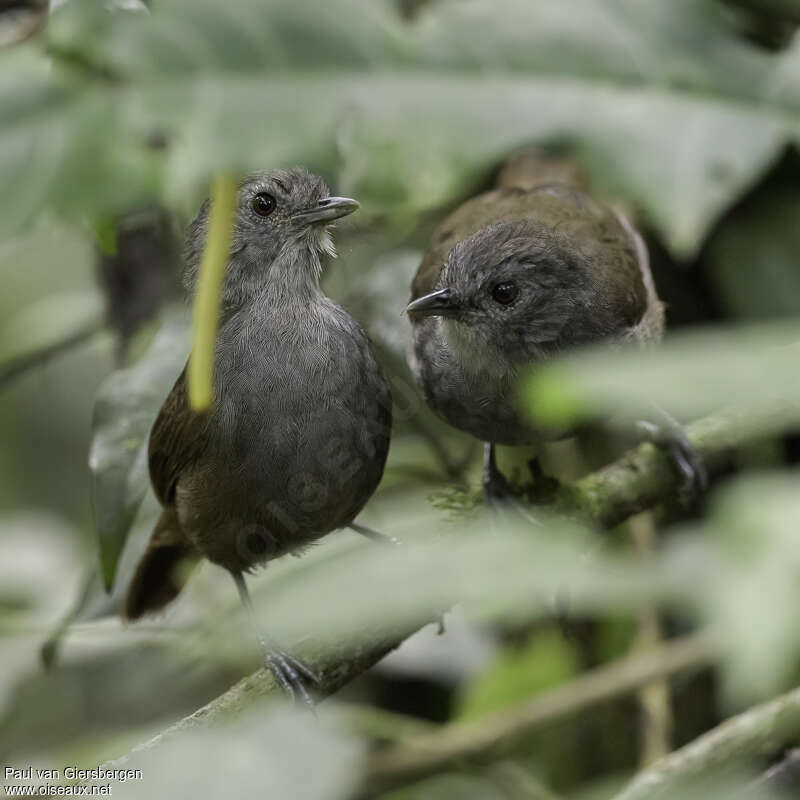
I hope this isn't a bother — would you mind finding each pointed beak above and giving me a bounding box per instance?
[293,196,360,225]
[406,288,459,318]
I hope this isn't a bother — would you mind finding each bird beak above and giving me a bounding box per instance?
[293,196,360,224]
[406,288,459,318]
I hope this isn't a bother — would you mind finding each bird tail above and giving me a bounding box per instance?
[123,509,194,620]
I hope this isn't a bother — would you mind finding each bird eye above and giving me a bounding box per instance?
[251,192,276,217]
[491,281,519,306]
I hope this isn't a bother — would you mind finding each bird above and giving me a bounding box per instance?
[406,164,703,499]
[124,167,392,704]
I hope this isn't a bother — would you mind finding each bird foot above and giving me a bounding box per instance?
[483,469,513,503]
[637,418,708,507]
[261,644,319,711]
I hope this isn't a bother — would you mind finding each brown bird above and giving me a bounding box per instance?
[406,155,704,498]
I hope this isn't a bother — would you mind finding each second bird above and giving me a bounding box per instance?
[406,173,666,498]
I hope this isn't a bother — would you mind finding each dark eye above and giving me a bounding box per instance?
[492,281,519,306]
[251,192,276,217]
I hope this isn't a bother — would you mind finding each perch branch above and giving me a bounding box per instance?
[0,318,104,392]
[103,617,435,766]
[613,686,800,800]
[358,633,713,797]
[107,405,780,769]
[561,408,779,527]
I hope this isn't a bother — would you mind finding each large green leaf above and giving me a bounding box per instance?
[525,320,800,429]
[1,0,799,257]
[88,309,189,589]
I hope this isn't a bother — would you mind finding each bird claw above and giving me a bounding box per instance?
[263,646,319,711]
[636,417,708,507]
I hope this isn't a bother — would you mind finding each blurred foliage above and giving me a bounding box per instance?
[89,308,187,587]
[1,0,799,256]
[2,2,800,800]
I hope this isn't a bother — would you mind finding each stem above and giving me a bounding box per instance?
[628,512,673,766]
[613,687,800,800]
[187,173,237,412]
[360,633,712,796]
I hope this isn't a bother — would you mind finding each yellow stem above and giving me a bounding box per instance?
[187,172,237,412]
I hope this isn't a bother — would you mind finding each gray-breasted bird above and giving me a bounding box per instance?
[406,175,702,498]
[124,168,392,701]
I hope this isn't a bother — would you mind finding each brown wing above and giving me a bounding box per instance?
[148,366,209,506]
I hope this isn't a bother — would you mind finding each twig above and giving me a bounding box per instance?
[613,688,800,800]
[0,318,104,392]
[628,512,673,766]
[359,633,713,797]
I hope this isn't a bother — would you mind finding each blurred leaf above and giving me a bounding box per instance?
[525,320,800,429]
[89,308,189,590]
[0,290,103,364]
[665,472,800,704]
[111,706,362,800]
[457,628,579,720]
[1,0,799,256]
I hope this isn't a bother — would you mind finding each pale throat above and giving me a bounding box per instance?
[439,317,515,379]
[265,227,337,302]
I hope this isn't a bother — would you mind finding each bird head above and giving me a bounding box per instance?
[407,220,587,361]
[184,167,359,305]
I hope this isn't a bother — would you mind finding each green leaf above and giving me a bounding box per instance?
[525,320,800,430]
[457,628,579,720]
[89,309,189,590]
[665,471,800,703]
[2,0,800,257]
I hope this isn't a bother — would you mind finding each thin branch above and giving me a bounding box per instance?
[613,686,800,800]
[0,318,104,392]
[102,617,434,767]
[561,408,777,528]
[628,512,673,766]
[359,633,713,797]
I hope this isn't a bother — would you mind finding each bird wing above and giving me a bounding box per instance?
[148,366,210,506]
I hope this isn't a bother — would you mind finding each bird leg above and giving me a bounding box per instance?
[232,571,318,710]
[637,405,708,506]
[348,522,401,546]
[482,442,512,501]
